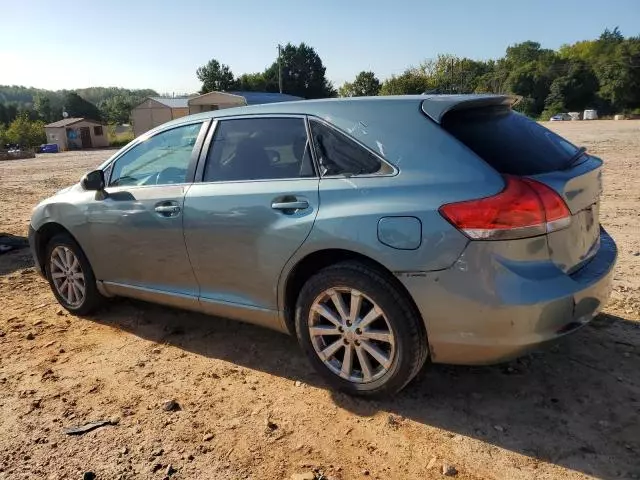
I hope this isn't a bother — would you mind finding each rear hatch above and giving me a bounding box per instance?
[428,100,602,273]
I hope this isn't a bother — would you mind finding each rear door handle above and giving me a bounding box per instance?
[271,200,309,210]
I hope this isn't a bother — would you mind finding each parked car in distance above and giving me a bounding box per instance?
[550,113,572,121]
[29,95,617,396]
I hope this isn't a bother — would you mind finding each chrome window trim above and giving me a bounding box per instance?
[196,114,319,185]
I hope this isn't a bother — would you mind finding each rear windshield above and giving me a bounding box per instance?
[442,105,580,175]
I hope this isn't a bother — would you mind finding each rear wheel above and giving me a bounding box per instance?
[44,233,103,315]
[295,261,428,397]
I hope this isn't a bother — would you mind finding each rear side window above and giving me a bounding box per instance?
[309,120,384,176]
[442,106,580,175]
[204,117,315,182]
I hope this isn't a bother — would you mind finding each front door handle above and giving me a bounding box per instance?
[154,203,181,217]
[271,200,309,210]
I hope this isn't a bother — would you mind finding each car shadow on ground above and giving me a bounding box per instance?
[85,300,639,480]
[0,238,33,276]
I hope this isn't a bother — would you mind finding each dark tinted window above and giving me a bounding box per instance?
[204,118,315,182]
[442,106,580,175]
[309,120,382,176]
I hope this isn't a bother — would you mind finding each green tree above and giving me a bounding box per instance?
[196,59,237,93]
[499,42,561,116]
[339,71,381,97]
[64,92,101,120]
[100,95,133,124]
[0,123,7,146]
[33,93,53,123]
[544,60,598,111]
[5,112,46,147]
[594,36,640,112]
[379,66,432,95]
[600,26,624,43]
[4,103,18,124]
[262,43,336,98]
[236,72,267,91]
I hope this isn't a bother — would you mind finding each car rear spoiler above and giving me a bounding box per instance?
[421,94,521,124]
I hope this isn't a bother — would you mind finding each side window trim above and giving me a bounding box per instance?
[105,119,211,187]
[307,116,398,178]
[196,114,318,184]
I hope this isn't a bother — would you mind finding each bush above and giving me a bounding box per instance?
[539,103,566,121]
[4,113,46,147]
[107,124,134,148]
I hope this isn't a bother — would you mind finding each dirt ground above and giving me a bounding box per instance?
[1,121,639,480]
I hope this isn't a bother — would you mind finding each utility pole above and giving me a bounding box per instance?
[278,44,283,94]
[450,57,454,93]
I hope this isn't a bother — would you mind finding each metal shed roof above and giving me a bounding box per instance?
[149,97,190,108]
[228,91,302,104]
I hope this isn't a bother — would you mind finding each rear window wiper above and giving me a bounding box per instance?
[566,146,587,167]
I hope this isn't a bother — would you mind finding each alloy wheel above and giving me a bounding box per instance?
[50,246,86,307]
[308,287,396,383]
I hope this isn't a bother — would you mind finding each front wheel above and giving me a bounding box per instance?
[295,261,428,397]
[44,233,104,315]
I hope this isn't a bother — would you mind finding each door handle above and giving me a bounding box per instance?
[154,204,181,216]
[271,200,309,210]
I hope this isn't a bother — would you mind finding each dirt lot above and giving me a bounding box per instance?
[1,121,639,480]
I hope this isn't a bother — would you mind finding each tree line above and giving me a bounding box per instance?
[198,28,640,119]
[0,86,158,126]
[2,27,638,148]
[196,42,336,99]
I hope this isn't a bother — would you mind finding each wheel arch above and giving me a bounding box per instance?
[281,248,425,337]
[34,222,80,275]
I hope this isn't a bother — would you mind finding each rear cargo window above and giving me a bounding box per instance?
[442,106,580,175]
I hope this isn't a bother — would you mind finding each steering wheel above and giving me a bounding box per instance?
[266,149,281,164]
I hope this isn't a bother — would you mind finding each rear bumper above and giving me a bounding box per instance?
[400,228,617,365]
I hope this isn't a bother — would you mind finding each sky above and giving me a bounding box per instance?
[1,0,639,94]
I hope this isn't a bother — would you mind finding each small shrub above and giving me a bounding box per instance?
[107,124,134,148]
[539,104,565,121]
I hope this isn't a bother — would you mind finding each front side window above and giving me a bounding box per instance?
[309,120,383,176]
[204,117,315,182]
[109,122,203,187]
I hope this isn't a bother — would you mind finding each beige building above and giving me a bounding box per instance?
[187,91,247,115]
[44,118,109,151]
[132,92,302,137]
[131,97,190,137]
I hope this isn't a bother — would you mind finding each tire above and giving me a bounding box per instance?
[44,233,104,315]
[295,261,428,397]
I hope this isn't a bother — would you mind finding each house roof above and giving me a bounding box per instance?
[45,117,103,128]
[187,91,303,107]
[150,97,190,108]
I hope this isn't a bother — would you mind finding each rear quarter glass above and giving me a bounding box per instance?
[442,106,579,175]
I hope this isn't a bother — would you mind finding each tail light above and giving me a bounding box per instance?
[439,176,571,240]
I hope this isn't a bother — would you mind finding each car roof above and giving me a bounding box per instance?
[160,94,513,129]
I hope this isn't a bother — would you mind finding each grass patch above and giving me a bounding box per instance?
[107,125,134,148]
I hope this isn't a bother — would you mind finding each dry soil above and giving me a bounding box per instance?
[0,121,639,480]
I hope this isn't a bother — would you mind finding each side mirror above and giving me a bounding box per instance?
[81,170,105,191]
